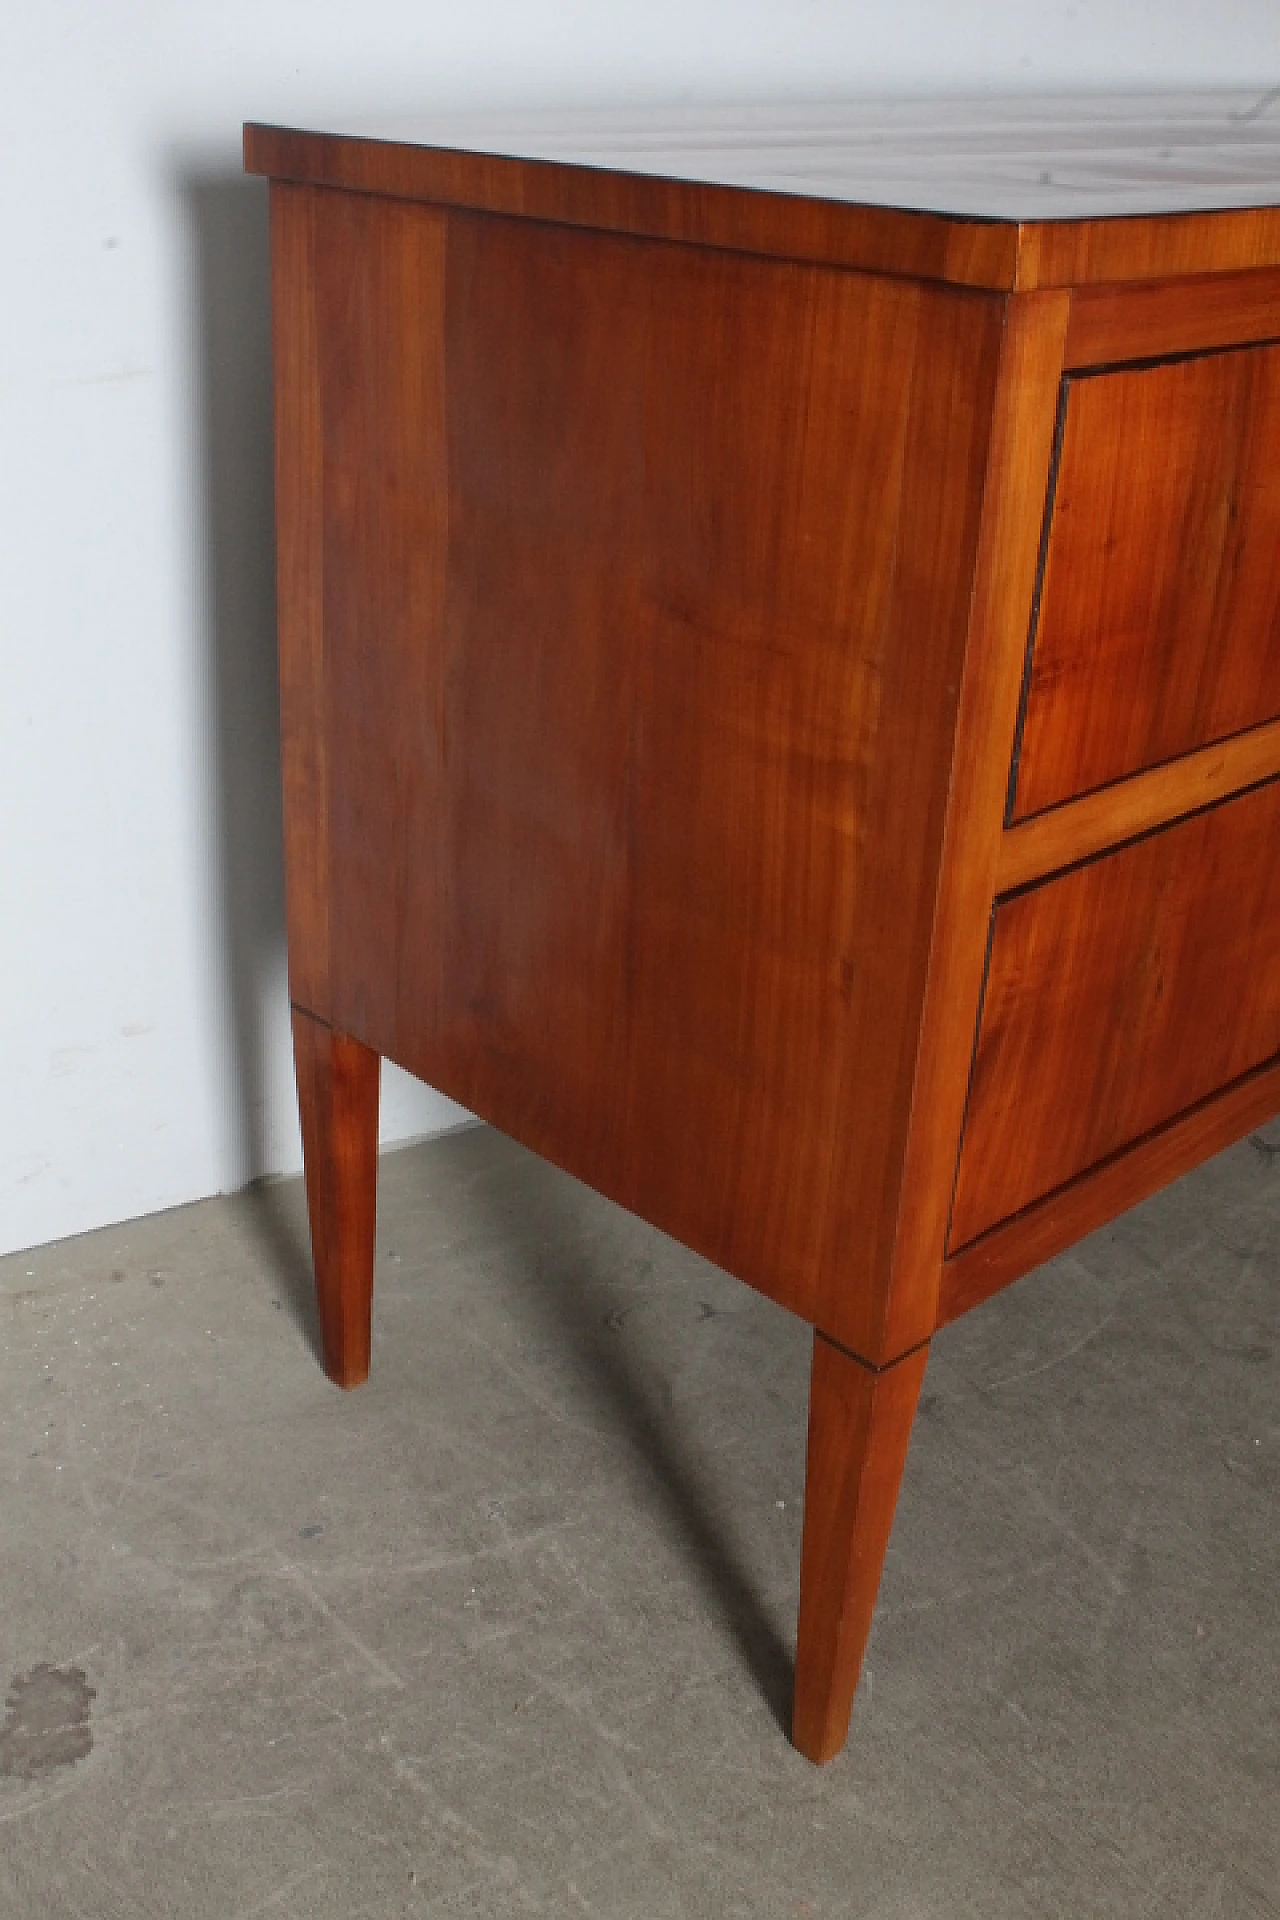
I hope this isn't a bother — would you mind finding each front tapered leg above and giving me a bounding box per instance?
[291,1007,381,1388]
[792,1332,928,1763]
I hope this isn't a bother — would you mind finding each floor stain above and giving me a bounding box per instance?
[0,1665,96,1780]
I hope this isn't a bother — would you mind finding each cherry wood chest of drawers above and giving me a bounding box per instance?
[245,96,1280,1762]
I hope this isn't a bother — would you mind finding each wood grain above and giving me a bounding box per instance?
[271,184,330,1014]
[309,189,450,1050]
[1019,207,1280,292]
[1012,343,1280,819]
[950,779,1280,1250]
[939,1054,1280,1326]
[792,1335,928,1765]
[303,186,1003,1342]
[998,715,1280,892]
[246,125,1017,291]
[292,1008,381,1388]
[834,289,1070,1362]
[1065,265,1280,369]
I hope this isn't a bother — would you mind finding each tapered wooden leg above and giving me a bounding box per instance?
[291,1006,381,1388]
[792,1332,928,1763]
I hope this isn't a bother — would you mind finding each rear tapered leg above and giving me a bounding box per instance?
[291,1007,381,1388]
[792,1332,928,1763]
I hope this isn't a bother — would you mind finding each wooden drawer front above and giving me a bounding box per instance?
[949,779,1280,1250]
[1011,342,1280,820]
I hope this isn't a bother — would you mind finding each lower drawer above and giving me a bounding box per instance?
[948,778,1280,1250]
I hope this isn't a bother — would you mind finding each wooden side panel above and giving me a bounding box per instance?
[306,191,1003,1333]
[949,780,1280,1250]
[1013,344,1280,819]
[309,190,451,1046]
[270,184,330,1012]
[834,290,1071,1361]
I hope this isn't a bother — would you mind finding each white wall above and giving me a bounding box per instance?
[1,3,1276,1258]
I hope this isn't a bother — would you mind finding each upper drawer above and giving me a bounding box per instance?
[1009,341,1280,821]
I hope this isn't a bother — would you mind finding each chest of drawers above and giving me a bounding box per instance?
[245,96,1280,1762]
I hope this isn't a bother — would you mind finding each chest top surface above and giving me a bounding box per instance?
[245,92,1280,289]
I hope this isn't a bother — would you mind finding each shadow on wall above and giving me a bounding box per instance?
[183,169,281,1182]
[181,168,318,1337]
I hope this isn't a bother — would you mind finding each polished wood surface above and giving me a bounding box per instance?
[1013,343,1280,818]
[1066,265,1280,368]
[939,1055,1280,1325]
[998,713,1280,892]
[291,1009,380,1388]
[792,1336,928,1766]
[1019,206,1280,292]
[246,124,1014,291]
[271,185,330,1019]
[951,780,1280,1250]
[250,108,1280,1762]
[278,180,1002,1342]
[843,289,1070,1362]
[245,93,1280,291]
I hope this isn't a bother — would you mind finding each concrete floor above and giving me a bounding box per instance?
[0,1120,1276,1918]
